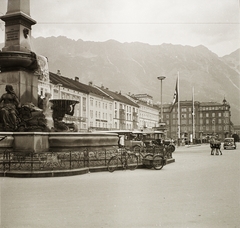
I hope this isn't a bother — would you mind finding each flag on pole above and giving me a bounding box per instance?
[170,78,178,112]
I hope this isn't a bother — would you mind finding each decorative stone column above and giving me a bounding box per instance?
[0,0,38,105]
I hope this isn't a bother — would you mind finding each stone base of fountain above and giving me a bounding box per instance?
[0,132,118,153]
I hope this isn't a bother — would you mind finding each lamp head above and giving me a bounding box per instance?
[157,76,166,81]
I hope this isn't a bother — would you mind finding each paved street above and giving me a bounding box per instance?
[1,144,239,228]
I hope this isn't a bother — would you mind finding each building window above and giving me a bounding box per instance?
[212,113,215,117]
[206,113,209,117]
[181,113,187,118]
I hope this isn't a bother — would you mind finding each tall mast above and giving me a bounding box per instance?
[177,72,180,144]
[192,86,195,143]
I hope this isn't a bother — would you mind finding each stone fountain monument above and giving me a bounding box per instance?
[0,0,38,104]
[0,0,118,157]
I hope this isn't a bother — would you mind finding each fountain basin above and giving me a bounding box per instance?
[0,51,37,71]
[0,132,118,153]
[49,132,118,151]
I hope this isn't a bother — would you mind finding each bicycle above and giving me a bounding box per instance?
[140,143,167,170]
[133,142,165,163]
[107,147,138,172]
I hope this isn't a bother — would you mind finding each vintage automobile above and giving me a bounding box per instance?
[100,130,145,149]
[140,130,175,153]
[223,138,236,150]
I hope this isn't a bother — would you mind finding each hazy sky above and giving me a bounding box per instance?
[0,0,239,56]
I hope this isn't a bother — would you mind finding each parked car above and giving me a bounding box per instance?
[100,130,145,149]
[223,138,236,150]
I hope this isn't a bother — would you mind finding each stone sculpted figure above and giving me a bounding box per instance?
[0,85,20,131]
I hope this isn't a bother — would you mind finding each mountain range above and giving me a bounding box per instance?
[1,37,239,125]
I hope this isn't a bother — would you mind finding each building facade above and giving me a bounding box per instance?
[128,94,159,130]
[38,72,234,137]
[164,98,233,141]
[98,87,139,130]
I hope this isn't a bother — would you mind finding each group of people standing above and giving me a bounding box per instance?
[209,136,222,155]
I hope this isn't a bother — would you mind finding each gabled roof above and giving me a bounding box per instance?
[49,72,110,99]
[98,87,139,107]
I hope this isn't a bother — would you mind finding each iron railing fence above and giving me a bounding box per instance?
[0,147,118,172]
[0,146,171,172]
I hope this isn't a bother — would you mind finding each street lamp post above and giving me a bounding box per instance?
[157,76,166,124]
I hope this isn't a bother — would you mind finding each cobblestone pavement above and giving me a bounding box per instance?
[1,143,239,228]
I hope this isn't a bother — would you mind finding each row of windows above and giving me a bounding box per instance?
[170,106,229,113]
[90,98,113,110]
[139,112,158,120]
[89,122,112,129]
[170,125,229,132]
[170,112,229,119]
[171,118,229,125]
[114,111,132,121]
[200,106,228,111]
[90,110,113,121]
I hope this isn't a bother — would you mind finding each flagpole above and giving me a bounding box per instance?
[177,72,180,146]
[192,86,195,144]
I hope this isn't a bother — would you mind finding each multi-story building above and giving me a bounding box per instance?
[164,98,233,141]
[128,94,159,130]
[88,83,114,131]
[38,72,234,137]
[38,72,140,131]
[97,87,139,130]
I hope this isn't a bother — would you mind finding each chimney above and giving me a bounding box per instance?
[89,81,93,86]
[57,70,61,76]
[75,77,79,82]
